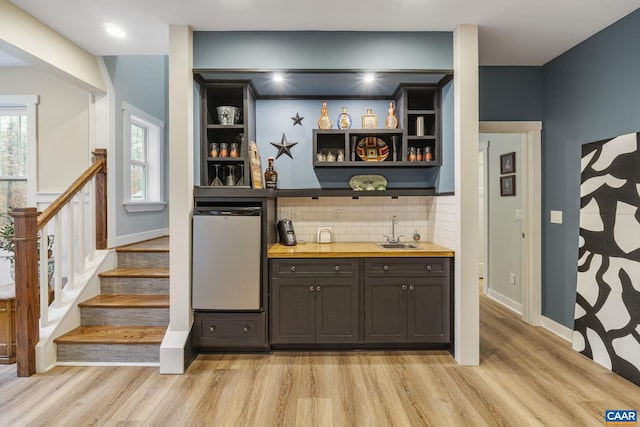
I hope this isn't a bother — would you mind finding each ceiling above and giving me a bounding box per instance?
[4,0,640,68]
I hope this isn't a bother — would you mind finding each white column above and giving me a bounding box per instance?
[453,24,480,365]
[160,25,194,374]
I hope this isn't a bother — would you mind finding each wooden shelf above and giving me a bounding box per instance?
[193,186,435,200]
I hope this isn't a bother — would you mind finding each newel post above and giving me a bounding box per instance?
[11,207,40,377]
[93,148,107,249]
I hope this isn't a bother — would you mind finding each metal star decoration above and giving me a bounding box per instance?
[291,112,304,126]
[270,133,298,159]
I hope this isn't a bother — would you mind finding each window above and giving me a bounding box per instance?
[0,107,27,221]
[123,102,165,212]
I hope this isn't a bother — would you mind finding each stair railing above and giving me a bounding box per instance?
[11,148,107,377]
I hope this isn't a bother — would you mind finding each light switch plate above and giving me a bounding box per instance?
[515,209,523,220]
[550,210,563,224]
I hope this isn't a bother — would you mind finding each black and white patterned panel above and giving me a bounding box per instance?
[574,132,640,387]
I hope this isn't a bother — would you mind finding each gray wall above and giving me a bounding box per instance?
[541,8,640,328]
[103,56,169,241]
[479,66,543,121]
[477,9,640,328]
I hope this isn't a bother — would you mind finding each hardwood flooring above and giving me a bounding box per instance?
[0,293,638,426]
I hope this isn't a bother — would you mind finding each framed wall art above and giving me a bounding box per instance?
[500,152,516,174]
[500,175,515,196]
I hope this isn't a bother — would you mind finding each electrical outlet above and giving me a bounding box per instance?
[509,273,516,285]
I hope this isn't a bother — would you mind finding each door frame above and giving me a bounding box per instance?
[479,121,542,326]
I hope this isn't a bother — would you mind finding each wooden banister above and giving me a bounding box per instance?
[12,149,107,376]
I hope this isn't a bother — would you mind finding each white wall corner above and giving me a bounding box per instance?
[453,24,480,366]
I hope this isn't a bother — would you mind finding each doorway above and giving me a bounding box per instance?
[479,122,542,326]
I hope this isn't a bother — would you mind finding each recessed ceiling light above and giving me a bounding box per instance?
[104,24,126,38]
[273,73,284,82]
[363,73,375,83]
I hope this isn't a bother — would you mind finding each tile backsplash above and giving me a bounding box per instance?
[277,196,431,244]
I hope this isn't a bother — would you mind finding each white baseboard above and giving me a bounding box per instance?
[111,228,169,248]
[541,316,574,343]
[487,289,523,315]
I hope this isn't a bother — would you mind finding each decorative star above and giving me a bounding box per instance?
[270,133,298,159]
[291,113,304,126]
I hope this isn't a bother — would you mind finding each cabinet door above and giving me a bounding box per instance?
[271,278,315,344]
[407,278,450,343]
[364,278,407,343]
[315,277,358,343]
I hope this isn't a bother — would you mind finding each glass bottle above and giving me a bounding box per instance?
[220,142,228,157]
[408,147,416,162]
[264,156,278,190]
[209,143,219,158]
[425,146,433,161]
[416,147,423,161]
[384,101,398,129]
[337,107,352,129]
[318,101,332,129]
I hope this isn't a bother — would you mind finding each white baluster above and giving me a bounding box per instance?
[39,228,48,328]
[78,188,86,275]
[87,178,96,260]
[54,213,63,306]
[66,201,75,289]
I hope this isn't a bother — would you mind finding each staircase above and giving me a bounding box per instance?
[54,237,169,364]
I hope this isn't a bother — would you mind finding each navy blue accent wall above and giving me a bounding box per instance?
[542,8,640,327]
[479,66,543,121]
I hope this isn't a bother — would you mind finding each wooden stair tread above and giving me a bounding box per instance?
[116,237,169,253]
[99,267,169,278]
[54,326,166,344]
[79,294,169,308]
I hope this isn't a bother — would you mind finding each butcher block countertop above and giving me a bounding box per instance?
[268,242,454,258]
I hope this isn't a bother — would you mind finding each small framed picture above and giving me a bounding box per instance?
[500,175,516,196]
[500,152,516,174]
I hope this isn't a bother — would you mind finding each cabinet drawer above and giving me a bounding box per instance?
[365,258,450,277]
[193,312,266,348]
[271,259,358,277]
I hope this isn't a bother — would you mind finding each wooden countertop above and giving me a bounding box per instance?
[268,242,454,258]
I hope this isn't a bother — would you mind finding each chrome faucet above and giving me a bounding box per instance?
[383,215,404,243]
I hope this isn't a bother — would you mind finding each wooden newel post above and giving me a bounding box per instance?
[93,148,107,249]
[11,207,40,377]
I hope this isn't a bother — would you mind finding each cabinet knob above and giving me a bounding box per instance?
[310,286,315,292]
[316,286,321,292]
[401,284,407,290]
[291,265,296,272]
[383,265,390,271]
[209,326,216,333]
[426,265,432,271]
[409,285,415,291]
[243,325,249,333]
[335,265,341,271]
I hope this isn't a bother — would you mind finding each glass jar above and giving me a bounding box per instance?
[220,142,229,157]
[230,142,239,158]
[209,143,219,158]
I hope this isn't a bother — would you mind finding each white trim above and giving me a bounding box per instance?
[479,140,489,295]
[453,24,480,366]
[123,201,167,213]
[110,228,169,248]
[479,121,542,327]
[0,95,39,206]
[541,316,574,343]
[487,289,523,315]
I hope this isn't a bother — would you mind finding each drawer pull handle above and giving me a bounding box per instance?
[383,265,390,271]
[291,266,296,272]
[209,326,216,333]
[316,286,321,292]
[409,285,415,291]
[335,265,341,271]
[310,286,315,292]
[401,284,407,290]
[426,265,432,271]
[243,325,249,333]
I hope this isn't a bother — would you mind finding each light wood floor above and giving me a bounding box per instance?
[1,294,638,426]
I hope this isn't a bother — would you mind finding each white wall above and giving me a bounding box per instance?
[485,133,524,309]
[0,67,91,193]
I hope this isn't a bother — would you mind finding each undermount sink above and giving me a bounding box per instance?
[377,242,420,249]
